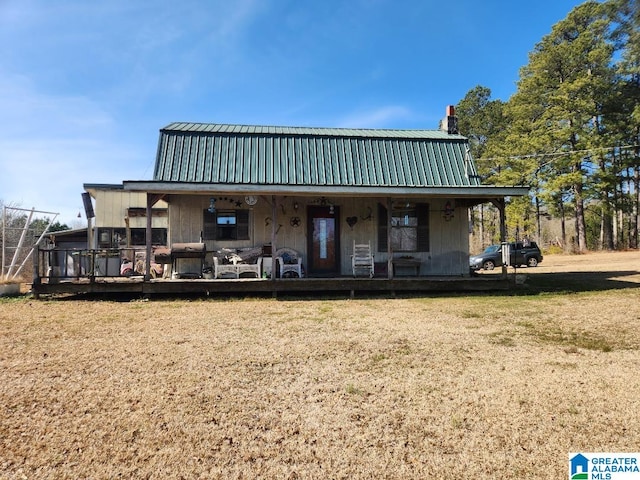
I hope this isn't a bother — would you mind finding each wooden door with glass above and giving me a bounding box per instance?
[306,206,340,276]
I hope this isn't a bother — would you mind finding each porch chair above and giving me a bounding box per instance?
[275,248,303,278]
[212,255,262,279]
[351,241,374,278]
[213,256,238,279]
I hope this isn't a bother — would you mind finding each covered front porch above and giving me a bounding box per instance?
[121,190,520,282]
[32,242,511,298]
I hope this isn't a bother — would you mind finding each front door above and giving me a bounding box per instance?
[307,206,340,276]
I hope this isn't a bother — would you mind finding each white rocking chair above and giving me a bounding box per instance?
[351,241,374,278]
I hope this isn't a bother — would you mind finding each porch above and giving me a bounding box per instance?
[31,246,511,298]
[31,275,509,298]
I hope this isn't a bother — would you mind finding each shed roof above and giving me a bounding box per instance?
[153,122,480,188]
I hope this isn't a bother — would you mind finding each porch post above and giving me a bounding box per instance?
[492,198,507,278]
[88,216,94,283]
[145,193,153,281]
[271,195,277,283]
[387,197,393,279]
[32,243,40,285]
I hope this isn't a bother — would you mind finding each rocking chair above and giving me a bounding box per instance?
[351,241,374,278]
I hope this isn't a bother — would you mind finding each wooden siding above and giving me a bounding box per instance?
[166,194,469,276]
[428,199,470,276]
[94,190,168,230]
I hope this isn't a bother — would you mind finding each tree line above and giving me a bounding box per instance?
[457,0,639,252]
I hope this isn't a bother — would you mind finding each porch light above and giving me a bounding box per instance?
[319,197,334,215]
[208,198,216,213]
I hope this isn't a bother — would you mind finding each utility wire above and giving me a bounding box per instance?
[478,144,640,163]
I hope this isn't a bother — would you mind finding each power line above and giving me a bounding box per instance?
[478,144,640,163]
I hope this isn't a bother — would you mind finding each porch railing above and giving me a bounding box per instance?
[34,247,154,282]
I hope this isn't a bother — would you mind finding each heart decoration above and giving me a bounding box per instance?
[346,216,358,229]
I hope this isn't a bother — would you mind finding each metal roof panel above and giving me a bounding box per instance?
[153,122,482,188]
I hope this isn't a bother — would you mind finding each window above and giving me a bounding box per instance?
[96,227,167,248]
[97,228,126,248]
[129,228,168,246]
[130,228,146,246]
[391,205,418,251]
[203,209,250,241]
[378,203,429,252]
[150,228,168,246]
[216,211,237,240]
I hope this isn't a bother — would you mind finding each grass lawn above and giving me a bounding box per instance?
[1,251,640,479]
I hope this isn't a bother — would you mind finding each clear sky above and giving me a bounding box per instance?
[0,0,586,226]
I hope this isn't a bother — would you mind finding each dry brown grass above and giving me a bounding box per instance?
[2,252,640,479]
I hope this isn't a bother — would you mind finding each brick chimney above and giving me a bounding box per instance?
[440,105,458,134]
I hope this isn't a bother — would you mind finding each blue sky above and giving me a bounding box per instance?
[0,0,586,226]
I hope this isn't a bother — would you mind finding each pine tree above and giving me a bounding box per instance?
[500,1,616,252]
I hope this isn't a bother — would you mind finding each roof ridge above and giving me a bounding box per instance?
[160,122,467,140]
[162,121,439,132]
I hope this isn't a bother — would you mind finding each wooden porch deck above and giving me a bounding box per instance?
[31,275,510,298]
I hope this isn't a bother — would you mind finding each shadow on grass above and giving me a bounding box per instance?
[516,269,640,295]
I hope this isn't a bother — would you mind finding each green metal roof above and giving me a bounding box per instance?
[153,122,482,188]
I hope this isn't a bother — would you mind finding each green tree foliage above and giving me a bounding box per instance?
[456,86,506,181]
[610,0,640,247]
[29,218,70,236]
[506,1,615,252]
[460,0,640,252]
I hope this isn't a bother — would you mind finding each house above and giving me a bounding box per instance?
[33,106,529,296]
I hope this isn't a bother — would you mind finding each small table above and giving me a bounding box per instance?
[392,258,421,276]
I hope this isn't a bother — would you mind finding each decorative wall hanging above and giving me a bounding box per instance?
[245,196,257,206]
[212,197,245,208]
[360,206,372,221]
[265,216,283,233]
[443,201,455,221]
[346,216,358,229]
[290,217,301,228]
